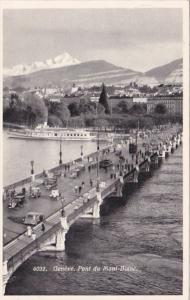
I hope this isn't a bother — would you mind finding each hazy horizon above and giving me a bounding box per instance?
[3,9,182,72]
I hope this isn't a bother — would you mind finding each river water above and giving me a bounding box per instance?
[3,130,99,186]
[4,131,183,295]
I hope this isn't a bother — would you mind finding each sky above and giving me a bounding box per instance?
[3,9,182,72]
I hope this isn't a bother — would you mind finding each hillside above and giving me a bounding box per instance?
[3,60,141,89]
[145,58,182,83]
[3,58,183,89]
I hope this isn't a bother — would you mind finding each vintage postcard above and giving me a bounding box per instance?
[0,1,189,298]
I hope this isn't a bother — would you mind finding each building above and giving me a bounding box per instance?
[147,96,182,115]
[133,97,147,103]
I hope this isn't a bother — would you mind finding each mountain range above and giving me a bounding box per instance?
[4,53,80,77]
[3,53,182,89]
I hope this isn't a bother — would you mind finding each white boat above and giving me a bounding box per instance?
[8,126,96,141]
[7,123,130,142]
[7,122,98,141]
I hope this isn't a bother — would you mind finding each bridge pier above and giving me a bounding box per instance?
[139,159,151,180]
[150,153,159,167]
[55,228,68,251]
[92,192,103,218]
[39,216,69,252]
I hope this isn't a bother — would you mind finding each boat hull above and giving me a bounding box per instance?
[8,133,93,141]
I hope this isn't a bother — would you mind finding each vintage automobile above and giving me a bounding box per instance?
[49,189,60,199]
[30,187,41,198]
[24,211,44,226]
[99,159,113,169]
[8,194,25,209]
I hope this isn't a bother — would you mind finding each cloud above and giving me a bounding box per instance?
[3,8,182,71]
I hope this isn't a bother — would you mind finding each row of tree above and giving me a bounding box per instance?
[3,83,179,129]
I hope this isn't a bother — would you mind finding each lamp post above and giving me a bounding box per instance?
[96,126,100,192]
[30,160,34,174]
[59,138,62,165]
[135,120,139,152]
[80,145,83,161]
[30,160,35,182]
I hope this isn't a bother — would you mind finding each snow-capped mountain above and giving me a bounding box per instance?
[4,52,80,76]
[3,58,182,89]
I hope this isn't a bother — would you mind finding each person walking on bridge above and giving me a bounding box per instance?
[78,186,82,194]
[90,178,93,187]
[74,185,78,194]
[41,222,45,233]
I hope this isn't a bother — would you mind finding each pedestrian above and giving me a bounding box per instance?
[79,186,82,194]
[41,222,45,232]
[82,181,85,189]
[90,179,93,187]
[74,185,78,194]
[27,226,32,237]
[88,165,91,172]
[61,209,65,218]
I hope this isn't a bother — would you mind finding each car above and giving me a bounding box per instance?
[99,159,113,169]
[24,212,44,226]
[30,187,41,198]
[8,194,25,209]
[49,189,60,199]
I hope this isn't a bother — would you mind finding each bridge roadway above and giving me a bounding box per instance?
[3,125,182,293]
[3,125,182,250]
[3,137,143,245]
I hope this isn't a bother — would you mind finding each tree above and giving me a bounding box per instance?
[68,102,80,117]
[23,93,48,126]
[48,102,70,125]
[154,103,167,114]
[48,114,63,127]
[129,103,146,114]
[99,83,110,114]
[97,103,105,115]
[117,100,129,113]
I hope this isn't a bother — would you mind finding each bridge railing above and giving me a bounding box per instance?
[6,221,61,270]
[101,179,120,198]
[67,196,97,223]
[3,144,112,192]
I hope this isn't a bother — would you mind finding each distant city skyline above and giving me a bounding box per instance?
[3,8,182,72]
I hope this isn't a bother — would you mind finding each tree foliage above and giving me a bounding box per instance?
[23,93,48,126]
[154,103,167,114]
[48,102,70,125]
[129,103,146,114]
[68,102,80,117]
[99,83,110,114]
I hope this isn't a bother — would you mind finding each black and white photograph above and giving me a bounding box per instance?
[1,1,189,297]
